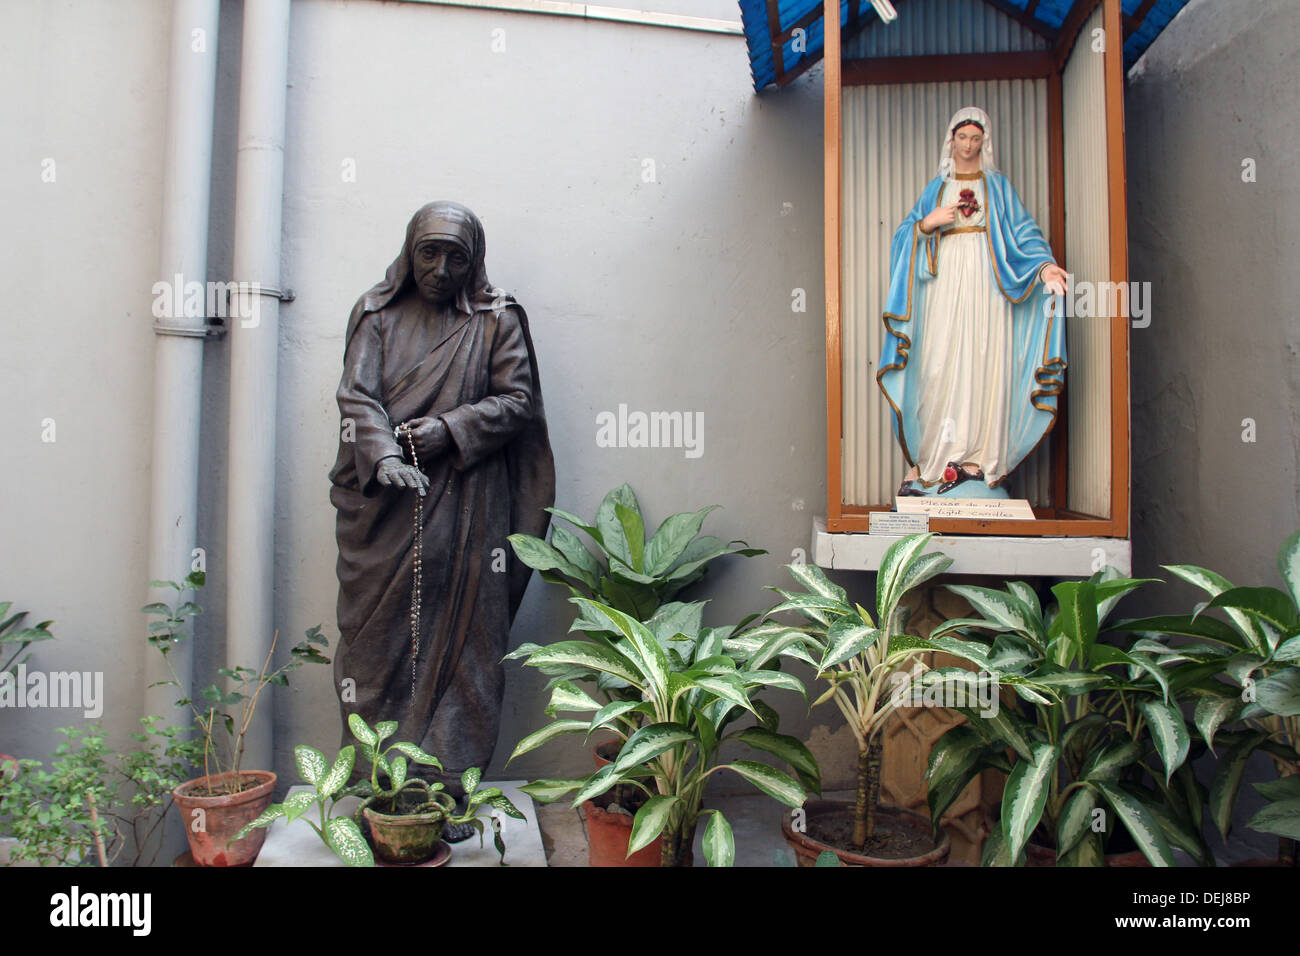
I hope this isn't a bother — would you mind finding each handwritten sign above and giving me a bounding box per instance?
[894,497,1035,521]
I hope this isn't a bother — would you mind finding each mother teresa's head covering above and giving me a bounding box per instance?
[938,106,997,181]
[353,200,510,324]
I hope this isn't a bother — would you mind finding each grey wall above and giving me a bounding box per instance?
[1125,0,1300,859]
[0,0,838,801]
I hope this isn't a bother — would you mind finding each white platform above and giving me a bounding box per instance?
[254,780,545,867]
[812,516,1131,577]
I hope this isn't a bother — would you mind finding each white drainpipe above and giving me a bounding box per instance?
[145,0,222,726]
[225,0,292,774]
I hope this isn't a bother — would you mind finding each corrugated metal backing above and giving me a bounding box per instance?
[845,0,1049,57]
[1062,5,1111,518]
[840,0,1053,507]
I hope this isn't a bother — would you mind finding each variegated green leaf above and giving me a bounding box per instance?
[587,700,651,739]
[373,721,398,746]
[519,779,584,803]
[282,789,317,824]
[1056,785,1098,858]
[571,763,623,806]
[786,562,849,606]
[324,816,374,867]
[734,727,820,794]
[612,723,696,774]
[347,713,377,747]
[818,617,878,673]
[546,680,602,715]
[233,802,286,839]
[740,669,806,698]
[627,795,678,855]
[523,638,643,687]
[1093,782,1175,867]
[689,673,755,715]
[703,810,735,867]
[1138,698,1190,782]
[319,745,355,799]
[1209,732,1266,839]
[719,760,804,808]
[877,533,937,622]
[1002,743,1057,864]
[1247,798,1300,841]
[388,741,441,768]
[925,725,994,824]
[947,583,1040,640]
[390,755,407,792]
[1254,670,1300,717]
[644,506,719,576]
[508,719,590,763]
[462,767,482,795]
[1082,738,1142,782]
[490,793,526,820]
[1278,531,1300,610]
[294,745,327,786]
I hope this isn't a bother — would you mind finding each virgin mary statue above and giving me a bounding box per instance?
[877,107,1068,498]
[329,201,555,794]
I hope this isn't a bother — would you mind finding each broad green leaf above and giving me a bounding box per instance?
[233,803,286,839]
[688,673,755,716]
[522,639,643,687]
[1001,742,1058,864]
[719,760,805,807]
[546,680,602,715]
[646,601,706,648]
[282,789,317,824]
[571,763,623,806]
[898,552,955,606]
[627,795,678,855]
[1253,776,1300,801]
[947,583,1040,640]
[744,624,820,670]
[1193,695,1241,755]
[549,525,601,588]
[926,635,993,670]
[1051,581,1098,667]
[1209,732,1266,839]
[818,617,879,672]
[373,721,398,745]
[347,713,377,747]
[740,669,807,698]
[959,705,1034,761]
[1273,634,1300,662]
[294,745,327,786]
[390,755,407,792]
[489,793,526,820]
[1278,531,1300,609]
[462,767,483,795]
[519,779,584,803]
[1247,798,1300,841]
[1093,782,1175,867]
[703,811,735,867]
[1006,582,1042,629]
[595,484,640,568]
[1138,699,1190,782]
[543,507,603,544]
[786,562,849,605]
[614,501,646,573]
[734,727,821,794]
[1058,832,1105,867]
[1140,793,1213,867]
[324,816,374,867]
[612,723,696,775]
[644,506,721,577]
[389,741,441,768]
[586,700,652,740]
[1203,587,1299,635]
[508,719,590,763]
[1081,738,1143,782]
[1254,670,1300,717]
[1056,786,1098,858]
[1111,613,1246,650]
[925,725,995,824]
[877,533,937,623]
[319,745,356,800]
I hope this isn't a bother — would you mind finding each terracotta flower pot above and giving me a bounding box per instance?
[781,800,951,867]
[583,799,664,867]
[173,771,275,867]
[361,795,449,866]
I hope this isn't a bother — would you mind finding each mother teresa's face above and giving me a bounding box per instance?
[412,238,472,305]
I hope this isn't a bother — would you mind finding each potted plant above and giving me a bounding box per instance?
[506,482,765,863]
[1112,529,1300,865]
[0,717,200,867]
[508,596,818,866]
[237,714,522,866]
[924,570,1214,866]
[764,533,955,866]
[144,571,330,866]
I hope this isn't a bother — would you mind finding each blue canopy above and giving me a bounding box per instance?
[738,0,1191,90]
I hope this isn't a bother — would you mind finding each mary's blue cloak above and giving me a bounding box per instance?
[876,170,1066,482]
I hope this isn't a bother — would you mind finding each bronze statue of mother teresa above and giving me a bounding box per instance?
[328,201,554,795]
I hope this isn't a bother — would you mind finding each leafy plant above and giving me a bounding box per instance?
[761,533,953,851]
[236,714,523,866]
[1113,530,1300,862]
[507,596,818,866]
[1,717,200,867]
[0,601,55,676]
[143,571,330,796]
[924,570,1212,866]
[507,482,765,621]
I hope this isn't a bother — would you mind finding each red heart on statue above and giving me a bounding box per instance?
[943,466,958,483]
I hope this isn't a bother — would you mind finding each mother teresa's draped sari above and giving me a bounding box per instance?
[328,203,554,788]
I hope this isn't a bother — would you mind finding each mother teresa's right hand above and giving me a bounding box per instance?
[376,456,430,497]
